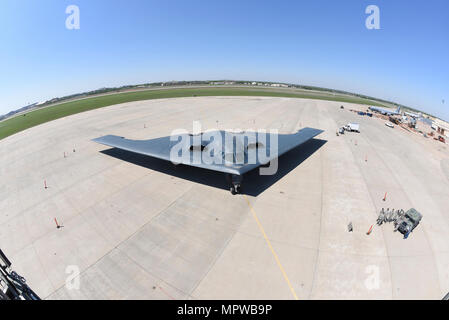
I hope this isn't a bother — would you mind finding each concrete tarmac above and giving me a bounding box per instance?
[0,96,448,299]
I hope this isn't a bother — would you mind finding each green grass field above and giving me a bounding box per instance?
[0,87,386,140]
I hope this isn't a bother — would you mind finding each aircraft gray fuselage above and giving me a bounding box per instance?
[369,106,401,116]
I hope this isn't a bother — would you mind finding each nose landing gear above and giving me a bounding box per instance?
[230,183,241,195]
[227,174,243,195]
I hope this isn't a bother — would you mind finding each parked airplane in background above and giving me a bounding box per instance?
[404,111,422,119]
[369,106,401,116]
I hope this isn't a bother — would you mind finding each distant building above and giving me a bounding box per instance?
[415,117,432,132]
[434,119,449,137]
[420,117,433,126]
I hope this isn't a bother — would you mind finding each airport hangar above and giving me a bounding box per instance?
[0,96,449,299]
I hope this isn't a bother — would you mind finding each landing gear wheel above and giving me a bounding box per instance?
[235,185,241,194]
[228,174,243,195]
[230,184,241,195]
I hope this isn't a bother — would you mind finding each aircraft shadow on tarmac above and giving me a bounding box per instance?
[100,138,326,197]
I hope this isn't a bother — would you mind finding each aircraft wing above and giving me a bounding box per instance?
[93,134,243,175]
[235,127,324,174]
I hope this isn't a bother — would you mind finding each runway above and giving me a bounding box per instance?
[0,96,448,299]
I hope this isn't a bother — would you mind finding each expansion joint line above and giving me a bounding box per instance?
[243,195,299,300]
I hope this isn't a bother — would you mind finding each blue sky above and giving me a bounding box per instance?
[0,0,448,120]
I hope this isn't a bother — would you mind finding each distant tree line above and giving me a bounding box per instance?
[2,80,433,121]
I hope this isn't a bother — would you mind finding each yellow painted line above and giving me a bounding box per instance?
[244,195,299,300]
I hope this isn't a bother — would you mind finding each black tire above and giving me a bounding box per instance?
[230,186,236,195]
[235,185,242,194]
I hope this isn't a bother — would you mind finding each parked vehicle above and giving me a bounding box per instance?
[344,123,360,133]
[395,208,422,237]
